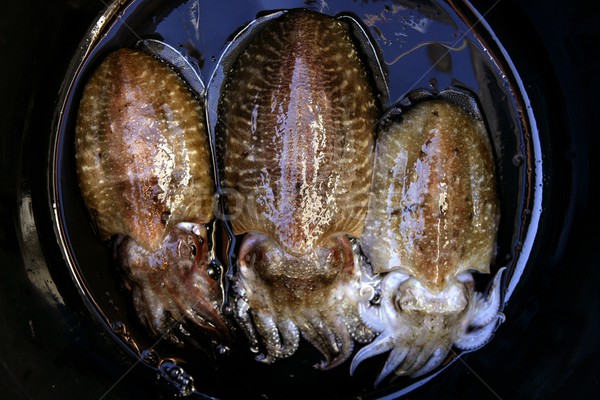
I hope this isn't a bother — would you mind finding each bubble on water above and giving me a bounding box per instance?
[207,260,221,281]
[359,285,375,301]
[429,78,438,91]
[217,344,230,356]
[512,153,525,166]
[159,360,195,397]
[112,320,124,333]
[141,349,159,367]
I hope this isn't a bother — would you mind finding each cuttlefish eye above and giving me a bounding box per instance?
[239,235,284,281]
[177,232,201,261]
[316,237,356,275]
[188,238,197,258]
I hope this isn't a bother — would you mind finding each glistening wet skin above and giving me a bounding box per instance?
[51,1,542,398]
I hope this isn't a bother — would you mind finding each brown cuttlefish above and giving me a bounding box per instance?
[217,10,381,368]
[75,48,229,345]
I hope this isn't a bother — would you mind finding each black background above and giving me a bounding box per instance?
[1,0,599,399]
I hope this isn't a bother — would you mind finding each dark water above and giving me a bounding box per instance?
[48,0,544,399]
